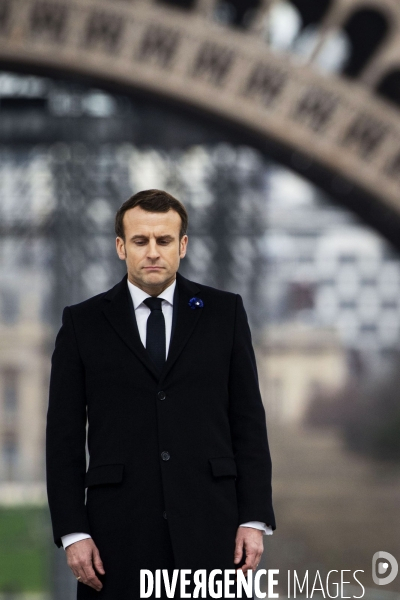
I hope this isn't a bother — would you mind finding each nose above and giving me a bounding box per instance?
[147,239,160,260]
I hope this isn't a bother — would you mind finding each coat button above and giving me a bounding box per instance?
[158,391,166,401]
[161,451,170,461]
[163,511,167,519]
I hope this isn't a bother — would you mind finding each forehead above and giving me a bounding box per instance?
[123,206,181,234]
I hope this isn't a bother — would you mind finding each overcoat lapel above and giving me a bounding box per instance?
[102,273,160,381]
[101,271,204,383]
[159,271,203,384]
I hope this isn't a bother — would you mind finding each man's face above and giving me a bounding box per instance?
[116,206,188,293]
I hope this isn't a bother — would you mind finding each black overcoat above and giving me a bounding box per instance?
[46,271,275,599]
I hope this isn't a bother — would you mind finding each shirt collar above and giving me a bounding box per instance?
[127,277,176,310]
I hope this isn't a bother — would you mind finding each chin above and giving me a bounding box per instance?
[143,272,165,283]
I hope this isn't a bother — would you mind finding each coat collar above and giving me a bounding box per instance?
[127,277,176,309]
[102,271,203,383]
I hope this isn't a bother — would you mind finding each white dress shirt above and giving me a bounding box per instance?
[61,278,272,549]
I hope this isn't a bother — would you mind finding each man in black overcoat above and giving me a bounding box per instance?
[46,189,276,599]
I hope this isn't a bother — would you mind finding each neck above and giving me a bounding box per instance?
[128,273,176,297]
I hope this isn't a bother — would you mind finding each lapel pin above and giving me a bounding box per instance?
[188,297,204,310]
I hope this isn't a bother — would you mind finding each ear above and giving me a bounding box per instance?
[116,237,126,260]
[179,235,188,259]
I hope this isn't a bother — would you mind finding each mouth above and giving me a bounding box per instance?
[143,266,163,270]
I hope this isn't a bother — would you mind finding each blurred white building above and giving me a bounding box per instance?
[256,324,347,425]
[264,167,400,355]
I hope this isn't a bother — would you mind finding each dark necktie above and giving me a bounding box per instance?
[143,297,166,372]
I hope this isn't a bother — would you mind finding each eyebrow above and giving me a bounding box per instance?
[129,234,175,241]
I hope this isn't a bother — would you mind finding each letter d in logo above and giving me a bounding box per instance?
[372,552,398,585]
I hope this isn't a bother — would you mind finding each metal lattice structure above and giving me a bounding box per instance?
[2,0,400,243]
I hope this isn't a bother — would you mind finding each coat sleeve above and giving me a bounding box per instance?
[228,294,276,530]
[46,306,91,548]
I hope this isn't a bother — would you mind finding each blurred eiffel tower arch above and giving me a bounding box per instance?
[1,0,400,244]
[3,0,400,326]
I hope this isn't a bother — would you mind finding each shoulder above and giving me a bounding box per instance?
[199,282,237,300]
[177,272,240,319]
[178,272,238,301]
[64,277,124,317]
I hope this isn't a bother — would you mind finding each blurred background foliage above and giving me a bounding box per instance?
[0,508,49,593]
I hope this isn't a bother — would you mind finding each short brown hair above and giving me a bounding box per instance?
[115,189,188,241]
